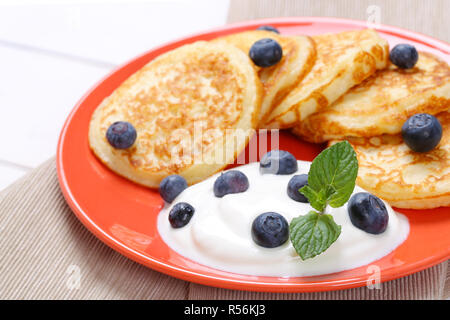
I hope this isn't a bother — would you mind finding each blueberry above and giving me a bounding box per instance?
[169,202,195,228]
[106,121,137,149]
[159,175,188,203]
[256,25,280,34]
[287,174,309,203]
[390,44,419,69]
[260,150,298,175]
[249,38,283,67]
[402,113,442,152]
[251,212,289,248]
[348,192,389,234]
[213,170,249,198]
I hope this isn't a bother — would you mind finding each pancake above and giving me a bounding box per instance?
[213,30,316,124]
[263,29,389,129]
[89,41,262,188]
[293,52,450,143]
[330,111,450,209]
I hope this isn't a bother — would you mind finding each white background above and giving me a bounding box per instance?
[0,0,230,190]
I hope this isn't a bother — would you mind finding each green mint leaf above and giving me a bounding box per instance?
[300,140,358,210]
[299,185,326,212]
[290,211,341,260]
[290,141,356,260]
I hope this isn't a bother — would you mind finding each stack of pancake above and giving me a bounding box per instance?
[89,28,450,209]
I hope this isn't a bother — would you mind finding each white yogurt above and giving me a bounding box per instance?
[157,161,409,277]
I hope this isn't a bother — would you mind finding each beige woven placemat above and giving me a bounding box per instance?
[228,0,450,43]
[1,0,449,300]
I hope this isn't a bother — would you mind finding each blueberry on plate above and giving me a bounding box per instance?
[287,174,309,203]
[348,192,389,234]
[402,113,442,152]
[106,121,137,149]
[256,25,280,34]
[389,44,419,69]
[213,170,249,198]
[249,38,283,67]
[260,150,298,175]
[159,175,188,203]
[251,212,289,248]
[169,202,195,228]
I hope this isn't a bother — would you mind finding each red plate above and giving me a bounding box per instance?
[57,17,450,292]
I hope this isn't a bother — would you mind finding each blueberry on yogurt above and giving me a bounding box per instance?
[106,121,137,149]
[251,212,289,248]
[249,38,283,67]
[260,150,298,175]
[287,174,309,203]
[169,202,195,228]
[348,192,389,234]
[159,175,188,203]
[213,170,249,198]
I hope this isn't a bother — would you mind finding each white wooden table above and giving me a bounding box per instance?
[0,0,229,190]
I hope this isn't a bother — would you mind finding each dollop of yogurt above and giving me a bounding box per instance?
[157,161,409,277]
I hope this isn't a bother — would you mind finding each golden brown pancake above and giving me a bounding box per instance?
[293,52,450,143]
[89,41,262,188]
[330,111,450,209]
[263,29,389,129]
[213,30,316,124]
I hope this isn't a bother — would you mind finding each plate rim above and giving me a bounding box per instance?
[57,16,450,293]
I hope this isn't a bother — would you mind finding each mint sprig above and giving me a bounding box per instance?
[290,141,358,260]
[290,211,341,260]
[300,141,358,212]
